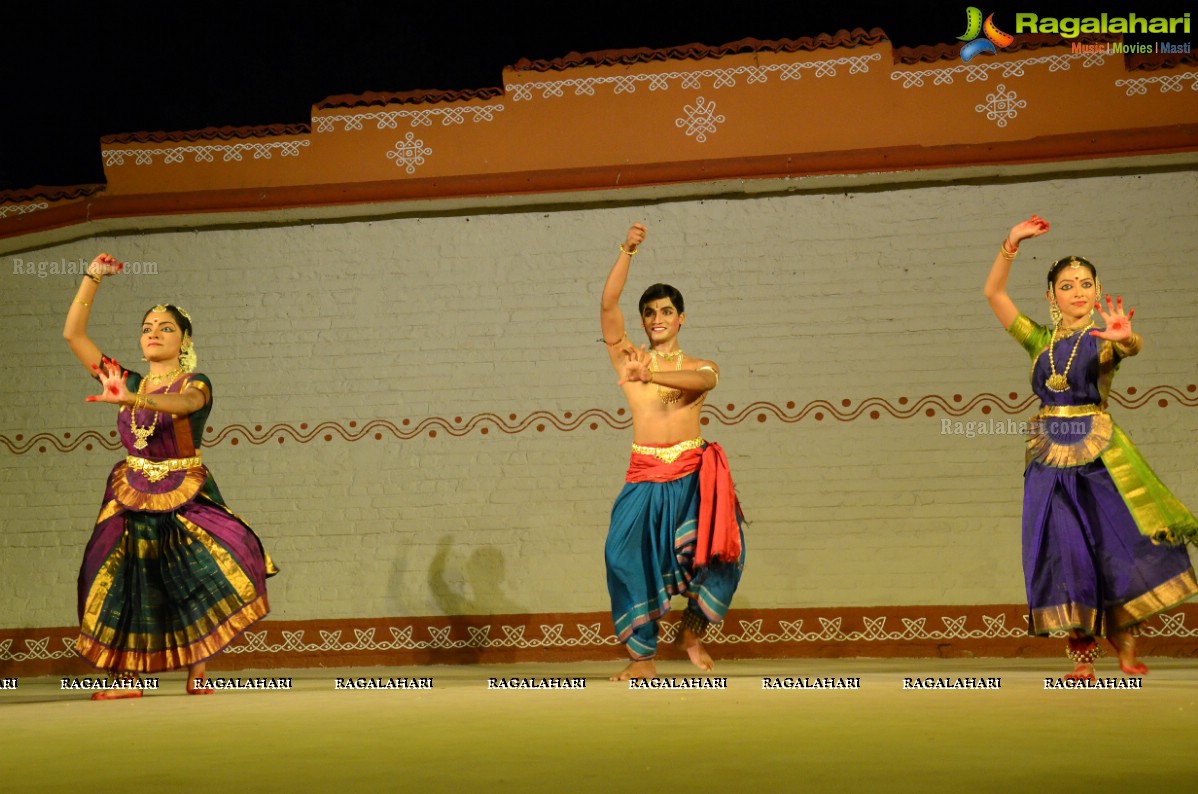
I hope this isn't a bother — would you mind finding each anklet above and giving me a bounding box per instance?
[680,609,710,640]
[1065,636,1102,664]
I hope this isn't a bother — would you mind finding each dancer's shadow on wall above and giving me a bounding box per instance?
[428,535,527,663]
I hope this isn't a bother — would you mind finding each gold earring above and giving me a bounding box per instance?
[1049,300,1063,326]
[180,338,198,372]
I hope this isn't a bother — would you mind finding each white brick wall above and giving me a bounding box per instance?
[2,170,1195,627]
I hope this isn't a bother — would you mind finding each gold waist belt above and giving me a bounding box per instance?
[631,437,704,464]
[1036,404,1107,418]
[126,453,203,483]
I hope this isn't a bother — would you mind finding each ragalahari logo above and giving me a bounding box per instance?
[958,7,1016,61]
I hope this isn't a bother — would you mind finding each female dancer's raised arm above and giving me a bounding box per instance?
[63,253,122,374]
[983,215,1049,329]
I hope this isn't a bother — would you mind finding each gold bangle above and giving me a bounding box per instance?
[74,299,91,307]
[1000,239,1019,260]
[619,244,638,256]
[86,273,102,284]
[1114,332,1143,357]
[602,330,628,348]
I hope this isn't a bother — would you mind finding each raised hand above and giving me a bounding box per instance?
[1090,294,1134,341]
[617,345,652,385]
[86,357,132,405]
[624,223,647,252]
[1007,214,1050,249]
[88,253,124,280]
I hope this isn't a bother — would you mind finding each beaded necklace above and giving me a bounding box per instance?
[1045,323,1094,392]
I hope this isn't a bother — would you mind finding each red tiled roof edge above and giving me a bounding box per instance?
[509,28,890,72]
[101,124,311,145]
[310,31,890,108]
[316,87,506,110]
[287,30,1198,112]
[897,33,1197,70]
[0,184,104,203]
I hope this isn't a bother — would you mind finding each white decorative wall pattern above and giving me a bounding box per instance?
[676,96,726,143]
[5,611,1197,664]
[387,132,433,173]
[508,55,881,101]
[1115,72,1198,96]
[0,202,49,219]
[890,53,1106,89]
[975,84,1027,127]
[102,140,311,167]
[313,105,505,132]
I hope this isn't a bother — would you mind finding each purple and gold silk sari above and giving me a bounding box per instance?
[1009,314,1197,636]
[75,371,277,672]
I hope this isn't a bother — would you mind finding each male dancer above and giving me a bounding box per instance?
[600,223,746,681]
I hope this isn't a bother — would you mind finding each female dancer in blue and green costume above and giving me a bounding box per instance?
[985,216,1197,681]
[64,253,277,699]
[600,224,746,681]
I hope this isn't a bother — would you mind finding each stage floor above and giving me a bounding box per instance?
[3,657,1195,792]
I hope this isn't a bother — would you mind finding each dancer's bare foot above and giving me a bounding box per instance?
[89,689,141,704]
[186,662,214,695]
[1064,632,1099,681]
[1063,662,1095,682]
[676,625,714,672]
[609,659,657,681]
[1107,630,1149,676]
[90,672,143,700]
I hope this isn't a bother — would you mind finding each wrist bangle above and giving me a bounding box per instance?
[1000,239,1019,260]
[619,244,638,256]
[86,273,102,284]
[1114,332,1143,356]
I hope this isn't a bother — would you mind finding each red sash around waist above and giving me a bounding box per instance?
[625,441,743,566]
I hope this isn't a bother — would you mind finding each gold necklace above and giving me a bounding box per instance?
[650,349,684,405]
[143,364,185,383]
[1045,322,1094,392]
[129,368,181,450]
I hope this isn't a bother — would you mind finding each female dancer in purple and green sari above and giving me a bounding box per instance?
[63,253,277,698]
[984,216,1197,680]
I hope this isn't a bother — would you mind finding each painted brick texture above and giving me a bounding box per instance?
[1,171,1195,628]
